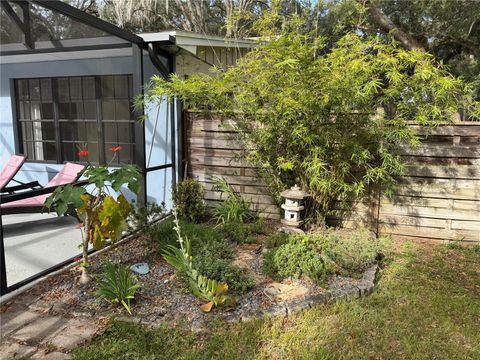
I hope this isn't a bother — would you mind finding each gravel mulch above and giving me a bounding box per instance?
[3,228,371,331]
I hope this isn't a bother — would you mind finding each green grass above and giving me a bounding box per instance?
[73,242,480,360]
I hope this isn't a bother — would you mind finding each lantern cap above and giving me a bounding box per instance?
[280,184,309,199]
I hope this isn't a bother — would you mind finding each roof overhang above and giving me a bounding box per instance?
[138,30,256,56]
[0,1,255,64]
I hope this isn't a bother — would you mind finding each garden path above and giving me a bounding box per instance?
[0,292,101,359]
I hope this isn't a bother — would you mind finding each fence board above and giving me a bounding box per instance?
[404,164,480,179]
[204,190,276,205]
[378,224,480,242]
[398,144,480,158]
[185,112,480,241]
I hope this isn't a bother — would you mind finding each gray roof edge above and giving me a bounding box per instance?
[138,30,256,47]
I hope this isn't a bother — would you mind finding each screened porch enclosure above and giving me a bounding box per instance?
[0,0,178,295]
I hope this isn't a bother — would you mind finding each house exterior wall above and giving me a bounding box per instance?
[175,52,212,79]
[0,53,173,208]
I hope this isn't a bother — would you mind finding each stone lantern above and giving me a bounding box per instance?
[280,184,308,228]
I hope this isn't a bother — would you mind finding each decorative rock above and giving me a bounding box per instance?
[356,280,372,296]
[262,304,287,317]
[285,298,311,315]
[306,293,328,307]
[278,226,305,235]
[130,263,149,275]
[265,282,309,302]
[362,264,378,284]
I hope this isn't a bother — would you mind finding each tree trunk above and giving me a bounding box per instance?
[360,0,425,51]
[79,212,90,284]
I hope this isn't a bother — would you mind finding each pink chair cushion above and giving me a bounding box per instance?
[1,162,85,209]
[0,155,26,190]
[45,162,85,187]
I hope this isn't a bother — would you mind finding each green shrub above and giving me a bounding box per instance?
[150,219,252,295]
[320,228,379,273]
[162,212,232,310]
[263,228,379,283]
[248,217,269,235]
[190,225,253,294]
[172,179,206,222]
[144,217,177,253]
[147,218,233,259]
[193,256,254,295]
[144,15,477,223]
[220,221,256,244]
[264,232,290,249]
[95,261,142,315]
[128,202,166,232]
[263,235,331,284]
[212,176,254,224]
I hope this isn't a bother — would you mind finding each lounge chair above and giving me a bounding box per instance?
[1,162,85,217]
[0,154,27,193]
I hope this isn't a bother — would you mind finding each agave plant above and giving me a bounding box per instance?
[95,261,142,315]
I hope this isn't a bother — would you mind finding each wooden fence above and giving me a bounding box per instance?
[185,112,480,243]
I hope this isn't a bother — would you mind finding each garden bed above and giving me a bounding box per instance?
[2,218,380,331]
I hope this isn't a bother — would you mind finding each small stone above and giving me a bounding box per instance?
[362,264,378,284]
[306,293,328,307]
[357,280,373,296]
[130,263,149,275]
[285,299,310,315]
[263,305,287,317]
[265,282,309,302]
[163,279,169,284]
[278,226,305,235]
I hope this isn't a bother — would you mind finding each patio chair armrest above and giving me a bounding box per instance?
[2,181,42,194]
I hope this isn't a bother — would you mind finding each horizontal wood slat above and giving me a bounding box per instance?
[185,112,480,240]
[204,190,277,205]
[403,164,480,179]
[186,112,280,218]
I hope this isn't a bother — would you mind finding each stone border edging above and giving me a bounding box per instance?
[102,264,379,333]
[240,264,379,322]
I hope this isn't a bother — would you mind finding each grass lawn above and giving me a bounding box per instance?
[72,241,480,360]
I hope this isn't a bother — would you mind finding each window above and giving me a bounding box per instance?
[15,75,135,165]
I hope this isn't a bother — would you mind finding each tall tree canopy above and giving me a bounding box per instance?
[360,0,480,96]
[84,0,479,94]
[141,10,479,218]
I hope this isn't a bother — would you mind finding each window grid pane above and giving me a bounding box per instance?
[15,75,135,164]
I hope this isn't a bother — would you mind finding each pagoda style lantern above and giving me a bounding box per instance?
[280,185,308,228]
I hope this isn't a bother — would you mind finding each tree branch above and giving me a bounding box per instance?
[359,0,425,51]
